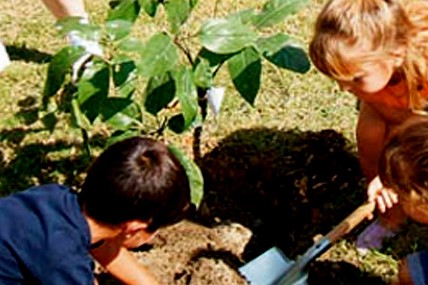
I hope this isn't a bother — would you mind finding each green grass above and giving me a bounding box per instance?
[2,0,424,283]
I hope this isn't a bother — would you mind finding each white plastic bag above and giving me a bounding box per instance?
[0,40,11,72]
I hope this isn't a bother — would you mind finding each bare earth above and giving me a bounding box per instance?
[98,128,392,285]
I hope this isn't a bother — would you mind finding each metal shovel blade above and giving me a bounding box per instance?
[238,202,375,285]
[239,247,308,285]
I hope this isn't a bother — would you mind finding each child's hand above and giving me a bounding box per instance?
[367,176,399,218]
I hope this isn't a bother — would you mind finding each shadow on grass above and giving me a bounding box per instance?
[195,127,372,282]
[0,128,108,196]
[6,44,52,64]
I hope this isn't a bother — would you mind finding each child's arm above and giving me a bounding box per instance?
[90,240,160,285]
[356,102,387,180]
[357,103,400,214]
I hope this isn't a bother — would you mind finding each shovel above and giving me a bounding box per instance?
[239,202,376,285]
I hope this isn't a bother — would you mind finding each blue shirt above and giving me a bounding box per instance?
[0,184,94,284]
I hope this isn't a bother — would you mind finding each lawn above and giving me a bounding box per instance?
[1,0,427,284]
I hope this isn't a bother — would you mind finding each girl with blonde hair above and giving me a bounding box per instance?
[310,0,428,250]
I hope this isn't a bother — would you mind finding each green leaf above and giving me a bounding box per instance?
[269,45,310,73]
[56,17,102,41]
[257,35,310,73]
[197,48,236,67]
[164,0,191,34]
[117,37,145,53]
[144,72,176,115]
[193,59,212,88]
[43,46,87,99]
[112,60,137,97]
[227,8,256,25]
[56,83,77,113]
[108,0,141,23]
[113,60,136,86]
[137,33,179,77]
[111,53,135,65]
[101,98,141,130]
[167,109,202,134]
[168,114,186,133]
[228,47,261,105]
[106,20,134,41]
[252,0,308,29]
[116,80,136,98]
[189,0,198,9]
[174,67,198,129]
[56,16,86,34]
[168,144,204,208]
[71,98,91,129]
[77,62,110,122]
[107,129,142,147]
[199,18,258,54]
[256,33,290,54]
[138,0,159,17]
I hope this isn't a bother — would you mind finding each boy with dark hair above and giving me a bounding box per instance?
[0,136,191,284]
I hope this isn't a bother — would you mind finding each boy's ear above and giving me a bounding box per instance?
[122,220,150,234]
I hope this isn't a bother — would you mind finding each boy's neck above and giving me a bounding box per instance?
[83,214,122,245]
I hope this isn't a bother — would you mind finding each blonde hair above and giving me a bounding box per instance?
[379,116,428,204]
[309,0,428,110]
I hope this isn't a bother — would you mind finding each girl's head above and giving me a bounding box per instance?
[309,0,428,108]
[379,116,428,224]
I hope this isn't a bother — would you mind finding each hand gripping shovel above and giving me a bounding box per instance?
[239,202,376,285]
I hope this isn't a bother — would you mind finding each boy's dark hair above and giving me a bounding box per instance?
[78,136,191,232]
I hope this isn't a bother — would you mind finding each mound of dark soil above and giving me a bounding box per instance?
[100,127,385,285]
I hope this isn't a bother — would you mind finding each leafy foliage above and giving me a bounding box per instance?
[42,0,311,207]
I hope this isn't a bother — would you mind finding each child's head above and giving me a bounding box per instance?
[78,136,191,234]
[379,116,428,224]
[309,0,428,108]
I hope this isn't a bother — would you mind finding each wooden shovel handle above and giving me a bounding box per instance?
[325,201,376,244]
